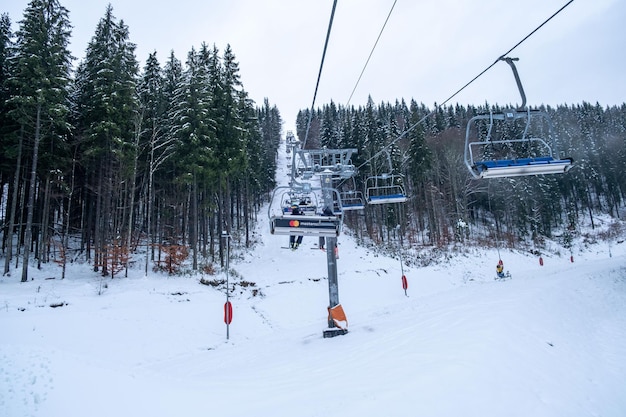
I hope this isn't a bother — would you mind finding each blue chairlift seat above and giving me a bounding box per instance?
[474,156,573,178]
[365,174,408,205]
[366,191,407,204]
[365,185,408,204]
[339,190,365,211]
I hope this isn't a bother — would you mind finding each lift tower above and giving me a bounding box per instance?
[268,145,358,337]
[292,147,357,338]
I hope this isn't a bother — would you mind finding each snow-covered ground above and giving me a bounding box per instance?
[2,142,626,416]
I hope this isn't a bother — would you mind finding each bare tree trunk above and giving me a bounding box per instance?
[200,199,207,259]
[101,160,114,277]
[191,175,198,270]
[244,179,250,247]
[82,175,90,261]
[39,175,51,266]
[15,178,27,269]
[125,117,141,277]
[143,125,175,275]
[4,126,23,276]
[145,150,154,277]
[94,165,103,273]
[61,158,77,279]
[21,105,42,282]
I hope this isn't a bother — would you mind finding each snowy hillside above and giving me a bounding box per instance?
[2,140,626,417]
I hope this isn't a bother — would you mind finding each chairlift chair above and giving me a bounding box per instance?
[269,185,342,237]
[464,57,573,179]
[339,190,366,210]
[365,173,408,204]
[285,130,298,145]
[364,150,408,204]
[338,177,365,211]
[465,109,573,179]
[281,191,318,215]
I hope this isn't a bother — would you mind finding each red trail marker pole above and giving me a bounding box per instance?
[224,301,233,325]
[222,232,232,340]
[396,225,408,297]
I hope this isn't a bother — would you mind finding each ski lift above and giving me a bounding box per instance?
[286,130,297,144]
[281,191,318,216]
[464,57,573,179]
[339,190,366,210]
[269,185,342,237]
[338,178,365,211]
[366,174,408,204]
[291,148,357,181]
[364,150,408,204]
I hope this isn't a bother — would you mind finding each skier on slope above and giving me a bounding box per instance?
[496,259,505,279]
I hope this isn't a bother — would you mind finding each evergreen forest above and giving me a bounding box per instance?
[296,99,626,257]
[1,1,625,282]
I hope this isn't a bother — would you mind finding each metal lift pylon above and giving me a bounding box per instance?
[269,143,358,337]
[290,146,357,338]
[319,169,346,338]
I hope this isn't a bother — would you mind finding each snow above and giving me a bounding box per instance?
[2,142,626,416]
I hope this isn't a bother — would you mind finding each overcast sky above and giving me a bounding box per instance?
[5,0,625,134]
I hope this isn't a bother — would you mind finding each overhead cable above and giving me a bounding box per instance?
[346,0,398,108]
[357,0,575,170]
[303,0,338,149]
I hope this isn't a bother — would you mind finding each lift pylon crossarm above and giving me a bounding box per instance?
[292,148,357,180]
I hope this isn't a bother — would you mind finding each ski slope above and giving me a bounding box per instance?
[1,140,626,417]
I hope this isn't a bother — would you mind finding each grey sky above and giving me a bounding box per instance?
[5,0,625,134]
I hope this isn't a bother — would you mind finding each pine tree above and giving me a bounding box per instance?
[220,45,246,174]
[320,101,339,148]
[210,44,246,254]
[6,0,73,281]
[169,45,218,269]
[0,14,13,164]
[406,99,431,184]
[138,51,177,275]
[72,4,139,275]
[218,45,249,262]
[237,89,261,246]
[0,13,17,276]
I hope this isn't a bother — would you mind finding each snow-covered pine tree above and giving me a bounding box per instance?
[8,0,73,282]
[72,4,139,275]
